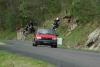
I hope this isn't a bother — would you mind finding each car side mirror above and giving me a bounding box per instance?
[56,34,59,36]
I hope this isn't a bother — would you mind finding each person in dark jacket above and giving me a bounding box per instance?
[52,17,60,30]
[28,20,35,33]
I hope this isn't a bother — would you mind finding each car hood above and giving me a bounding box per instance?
[36,34,56,38]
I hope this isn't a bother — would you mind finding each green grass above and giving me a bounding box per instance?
[25,34,33,40]
[0,50,55,67]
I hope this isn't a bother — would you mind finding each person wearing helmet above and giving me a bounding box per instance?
[52,17,60,30]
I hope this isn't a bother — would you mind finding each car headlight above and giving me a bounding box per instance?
[52,38,57,40]
[36,37,42,39]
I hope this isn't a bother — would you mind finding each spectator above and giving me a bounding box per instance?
[52,17,60,30]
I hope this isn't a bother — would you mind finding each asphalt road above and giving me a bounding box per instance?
[0,40,100,67]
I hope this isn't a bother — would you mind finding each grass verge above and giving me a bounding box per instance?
[0,50,55,67]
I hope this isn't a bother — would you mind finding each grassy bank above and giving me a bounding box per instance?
[0,50,55,67]
[0,31,16,41]
[61,22,99,48]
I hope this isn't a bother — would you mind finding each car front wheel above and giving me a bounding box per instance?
[32,43,37,46]
[51,45,57,48]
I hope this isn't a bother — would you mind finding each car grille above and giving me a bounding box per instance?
[42,38,52,40]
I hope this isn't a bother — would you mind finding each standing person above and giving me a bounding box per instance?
[16,25,24,40]
[29,20,33,27]
[52,17,60,30]
[28,20,35,33]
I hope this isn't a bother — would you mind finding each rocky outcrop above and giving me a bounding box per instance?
[85,28,100,50]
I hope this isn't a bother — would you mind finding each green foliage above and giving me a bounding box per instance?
[0,0,100,31]
[67,0,100,23]
[0,0,62,31]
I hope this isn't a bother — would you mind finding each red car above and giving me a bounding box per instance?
[32,28,57,48]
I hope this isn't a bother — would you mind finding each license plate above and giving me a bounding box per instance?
[44,42,48,43]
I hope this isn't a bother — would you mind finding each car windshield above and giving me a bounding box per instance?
[36,29,55,34]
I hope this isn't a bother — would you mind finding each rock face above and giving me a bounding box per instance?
[85,28,100,50]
